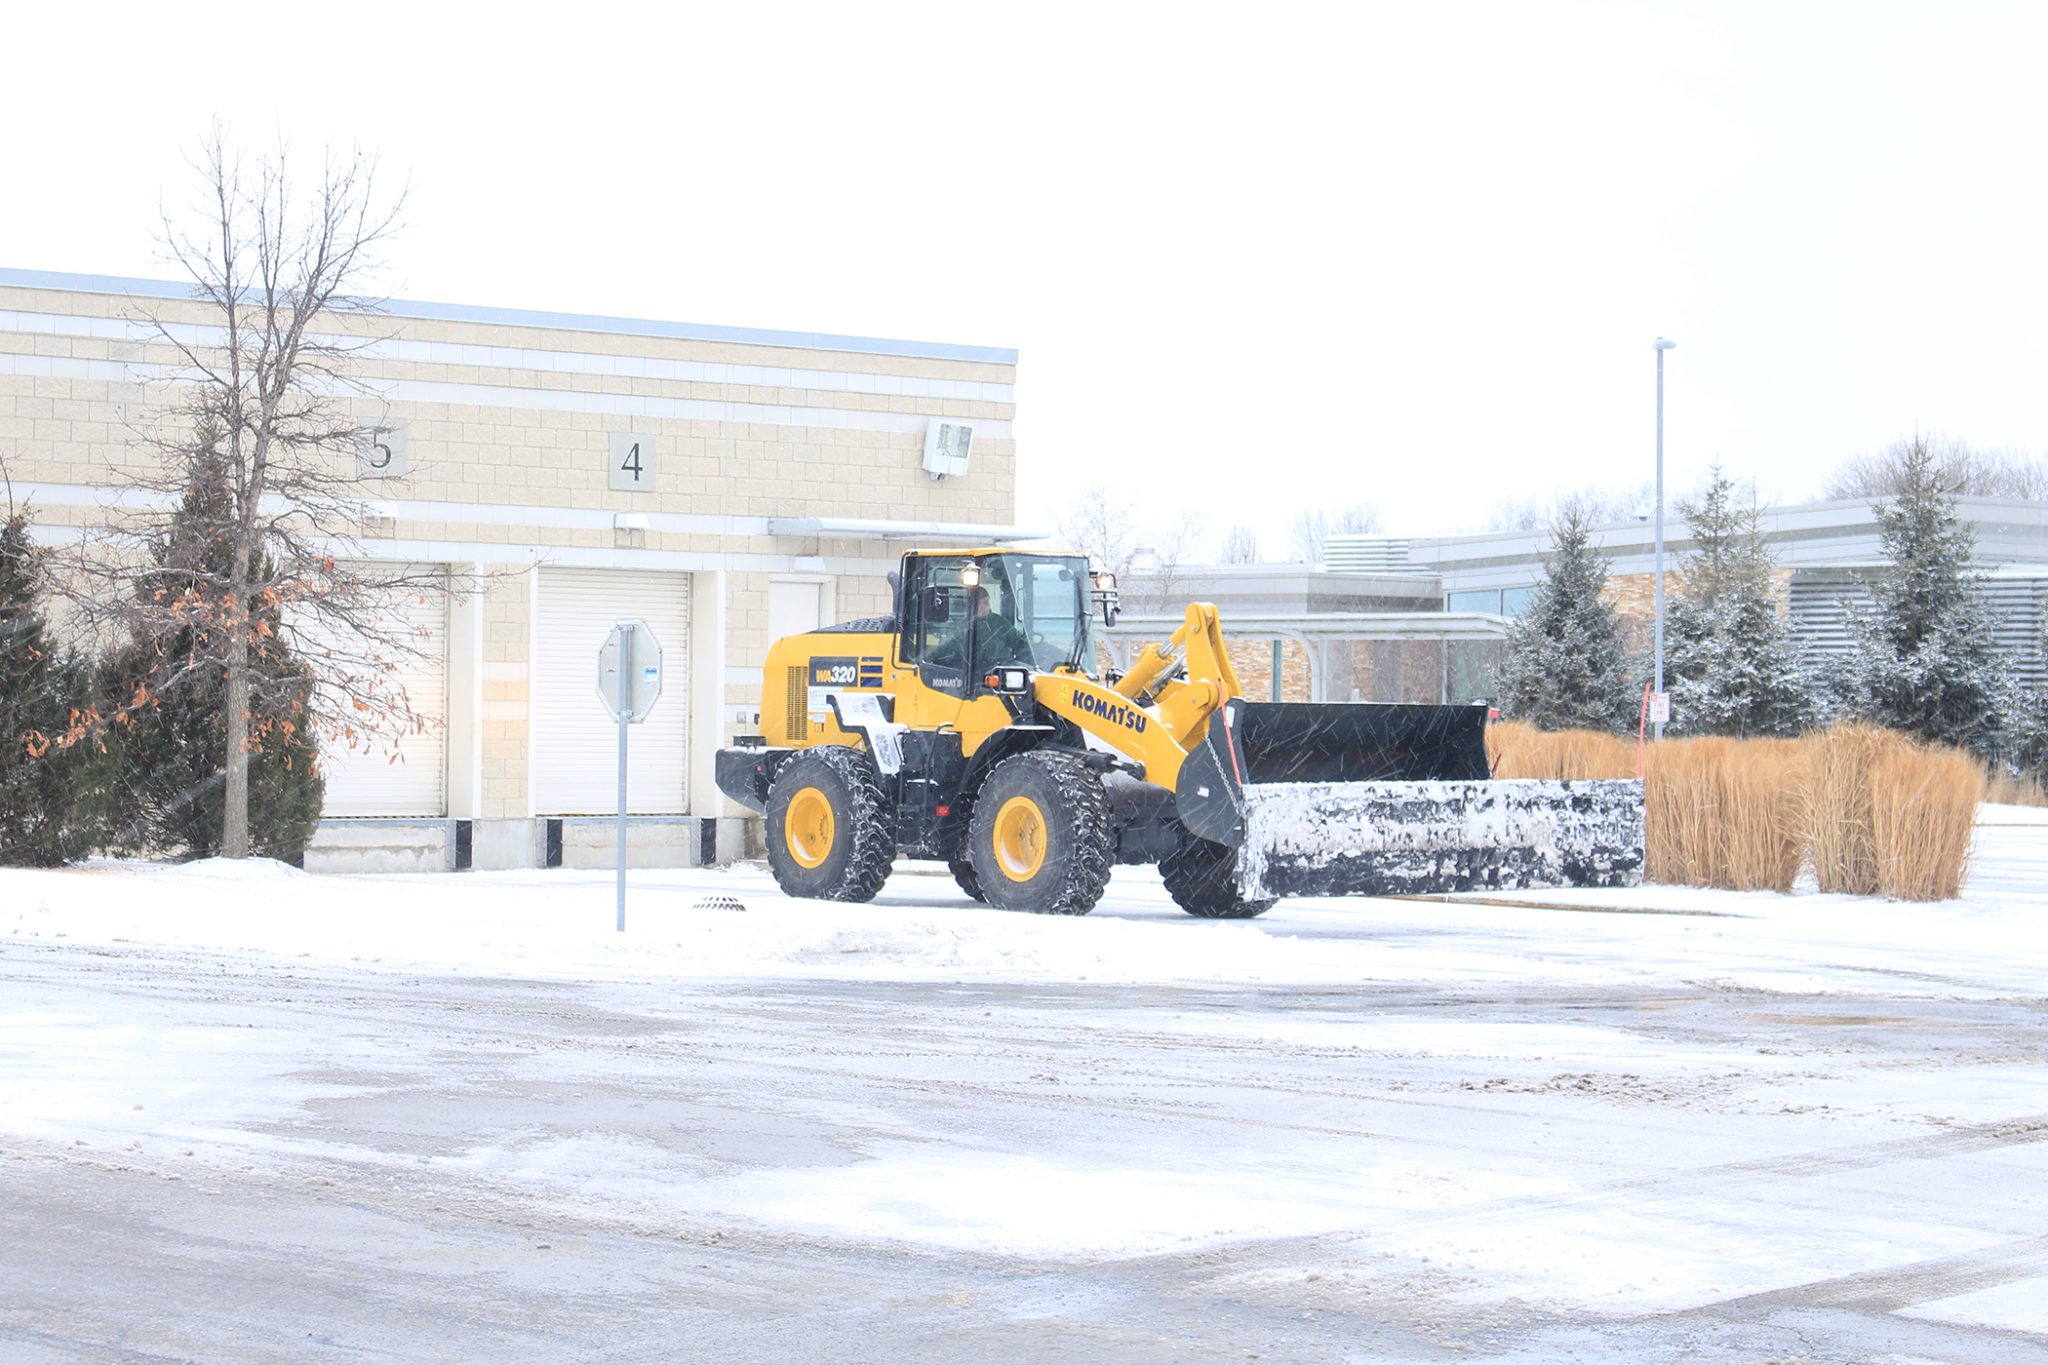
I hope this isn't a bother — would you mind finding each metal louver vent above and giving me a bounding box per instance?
[1324,536,1413,572]
[1790,568,2047,689]
[786,665,809,742]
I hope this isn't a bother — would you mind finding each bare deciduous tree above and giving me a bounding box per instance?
[1055,484,1136,584]
[1286,504,1381,563]
[1824,435,2048,501]
[59,131,446,858]
[1054,486,1204,610]
[1134,507,1206,612]
[1218,523,1262,564]
[1485,484,1653,533]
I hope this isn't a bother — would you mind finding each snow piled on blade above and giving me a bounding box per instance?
[1237,778,1645,900]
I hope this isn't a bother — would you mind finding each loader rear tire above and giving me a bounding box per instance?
[967,751,1113,916]
[765,746,894,903]
[1162,829,1275,919]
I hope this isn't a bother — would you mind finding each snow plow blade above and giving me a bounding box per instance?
[1172,700,1645,900]
[1235,779,1645,899]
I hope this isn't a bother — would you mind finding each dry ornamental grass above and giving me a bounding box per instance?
[1804,725,1883,895]
[1487,724,1635,781]
[1870,741,1983,900]
[1485,720,1981,901]
[1985,768,2048,807]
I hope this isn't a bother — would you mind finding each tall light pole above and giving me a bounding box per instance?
[1652,337,1676,740]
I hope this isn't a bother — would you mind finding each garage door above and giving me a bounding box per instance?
[308,566,449,818]
[533,568,690,814]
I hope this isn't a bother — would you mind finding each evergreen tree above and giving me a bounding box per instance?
[2005,620,2048,787]
[1664,468,1818,737]
[2004,676,2048,789]
[1836,437,2012,756]
[1498,505,1640,732]
[107,438,323,861]
[0,508,108,865]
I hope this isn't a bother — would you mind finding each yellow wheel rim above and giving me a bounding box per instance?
[785,786,835,869]
[992,796,1048,882]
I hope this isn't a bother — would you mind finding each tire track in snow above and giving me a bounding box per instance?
[12,942,2048,1271]
[12,942,2043,1180]
[1700,1232,2048,1314]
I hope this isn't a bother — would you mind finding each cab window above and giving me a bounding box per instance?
[1019,556,1091,672]
[902,558,964,670]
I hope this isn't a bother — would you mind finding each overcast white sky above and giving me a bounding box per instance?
[6,2,2047,555]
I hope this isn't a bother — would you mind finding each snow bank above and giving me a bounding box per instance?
[2,817,2043,996]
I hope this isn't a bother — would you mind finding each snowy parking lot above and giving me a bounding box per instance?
[4,811,2047,1363]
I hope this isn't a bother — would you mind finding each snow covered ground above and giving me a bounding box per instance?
[2,808,2046,1361]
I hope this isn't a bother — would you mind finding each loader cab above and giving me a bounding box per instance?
[898,551,1096,697]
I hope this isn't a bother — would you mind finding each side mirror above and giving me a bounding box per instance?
[925,585,951,623]
[1092,571,1119,628]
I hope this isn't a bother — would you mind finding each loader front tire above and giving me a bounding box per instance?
[1162,828,1275,919]
[765,746,894,903]
[949,855,987,903]
[968,751,1113,916]
[948,786,988,902]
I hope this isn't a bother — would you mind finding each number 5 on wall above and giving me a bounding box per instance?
[354,422,409,479]
[608,432,656,492]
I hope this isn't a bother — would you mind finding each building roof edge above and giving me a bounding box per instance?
[0,267,1019,366]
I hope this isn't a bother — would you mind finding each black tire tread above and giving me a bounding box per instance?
[949,780,988,902]
[1161,827,1275,919]
[765,746,895,903]
[949,855,986,903]
[968,751,1113,916]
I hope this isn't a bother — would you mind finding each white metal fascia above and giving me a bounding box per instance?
[0,267,1019,366]
[19,481,778,538]
[764,517,1049,543]
[0,307,1017,407]
[345,539,879,575]
[0,352,1016,442]
[1100,611,1513,642]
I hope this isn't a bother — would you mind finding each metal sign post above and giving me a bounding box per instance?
[615,625,632,932]
[597,621,663,933]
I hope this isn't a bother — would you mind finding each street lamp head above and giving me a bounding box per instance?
[1653,337,1677,350]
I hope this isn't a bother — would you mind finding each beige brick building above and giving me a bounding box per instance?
[0,268,1025,870]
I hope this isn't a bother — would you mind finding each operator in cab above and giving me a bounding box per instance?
[935,584,1031,669]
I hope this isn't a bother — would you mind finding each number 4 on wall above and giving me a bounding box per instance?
[608,432,656,492]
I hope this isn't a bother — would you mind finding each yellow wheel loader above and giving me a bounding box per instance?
[716,548,1644,916]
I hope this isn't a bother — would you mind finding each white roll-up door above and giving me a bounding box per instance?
[534,567,691,814]
[308,566,449,818]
